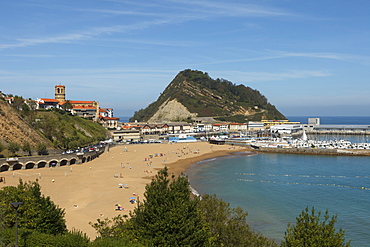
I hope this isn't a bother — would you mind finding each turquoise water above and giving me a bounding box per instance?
[186,153,370,246]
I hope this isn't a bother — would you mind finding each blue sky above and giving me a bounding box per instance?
[1,0,370,118]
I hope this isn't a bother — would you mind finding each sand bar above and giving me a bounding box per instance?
[0,142,251,239]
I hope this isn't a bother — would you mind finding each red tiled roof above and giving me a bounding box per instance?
[73,105,97,110]
[122,125,141,129]
[39,98,60,103]
[102,117,119,120]
[70,100,95,104]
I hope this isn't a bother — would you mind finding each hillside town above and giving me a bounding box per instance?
[0,85,295,143]
[2,85,370,146]
[2,85,119,129]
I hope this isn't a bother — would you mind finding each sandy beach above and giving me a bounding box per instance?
[0,142,250,239]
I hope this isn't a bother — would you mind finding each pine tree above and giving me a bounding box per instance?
[199,194,277,247]
[281,207,350,247]
[0,179,66,235]
[129,167,210,246]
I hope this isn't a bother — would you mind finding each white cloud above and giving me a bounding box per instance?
[163,0,291,17]
[210,70,330,83]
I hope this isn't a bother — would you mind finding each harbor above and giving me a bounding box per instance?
[222,117,370,156]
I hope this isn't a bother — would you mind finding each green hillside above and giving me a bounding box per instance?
[130,69,286,122]
[32,109,108,149]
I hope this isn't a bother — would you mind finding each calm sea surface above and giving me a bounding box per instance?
[186,116,370,246]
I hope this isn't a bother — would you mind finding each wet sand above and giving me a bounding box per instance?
[0,142,250,239]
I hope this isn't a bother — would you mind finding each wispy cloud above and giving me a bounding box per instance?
[190,50,370,66]
[166,0,291,17]
[211,70,330,83]
[269,50,370,65]
[4,54,55,58]
[0,0,292,51]
[97,37,203,47]
[0,18,173,50]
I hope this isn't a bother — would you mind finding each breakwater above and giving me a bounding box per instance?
[256,147,370,156]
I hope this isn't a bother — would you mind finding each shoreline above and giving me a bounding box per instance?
[0,142,250,239]
[166,148,253,178]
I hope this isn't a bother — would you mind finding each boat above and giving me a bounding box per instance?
[168,134,197,143]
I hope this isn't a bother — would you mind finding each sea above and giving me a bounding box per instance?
[186,116,370,247]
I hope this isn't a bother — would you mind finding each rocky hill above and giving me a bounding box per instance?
[0,99,107,152]
[130,69,286,123]
[0,100,49,147]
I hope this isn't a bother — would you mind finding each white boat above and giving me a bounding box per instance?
[169,134,197,143]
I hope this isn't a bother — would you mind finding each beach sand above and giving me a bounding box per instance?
[0,142,250,239]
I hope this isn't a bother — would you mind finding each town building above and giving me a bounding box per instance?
[99,108,119,129]
[35,98,61,109]
[54,85,100,121]
[247,121,265,131]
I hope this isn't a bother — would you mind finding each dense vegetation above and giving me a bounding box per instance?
[31,109,107,150]
[281,207,350,247]
[131,69,286,122]
[0,171,350,246]
[91,167,277,246]
[0,180,90,246]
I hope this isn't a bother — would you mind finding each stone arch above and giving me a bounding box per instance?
[38,161,47,168]
[49,160,58,167]
[26,162,36,169]
[13,164,23,170]
[87,156,91,162]
[81,157,86,163]
[70,158,77,165]
[60,160,68,166]
[1,165,10,172]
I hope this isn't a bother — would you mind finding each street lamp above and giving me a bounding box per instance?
[10,202,23,247]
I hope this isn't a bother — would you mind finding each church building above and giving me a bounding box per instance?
[54,85,100,121]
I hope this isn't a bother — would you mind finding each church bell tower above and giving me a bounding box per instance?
[55,85,66,102]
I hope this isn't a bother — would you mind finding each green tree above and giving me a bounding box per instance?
[22,142,32,156]
[7,142,20,156]
[199,194,277,247]
[91,168,210,246]
[0,179,67,235]
[37,143,48,155]
[21,102,30,114]
[91,168,279,246]
[62,100,73,112]
[129,167,210,246]
[12,95,24,110]
[281,207,350,247]
[0,142,4,153]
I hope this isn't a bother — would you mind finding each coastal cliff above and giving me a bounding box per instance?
[130,69,286,123]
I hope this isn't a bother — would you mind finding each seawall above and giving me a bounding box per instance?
[256,147,370,156]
